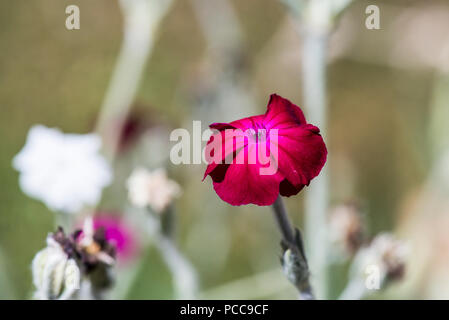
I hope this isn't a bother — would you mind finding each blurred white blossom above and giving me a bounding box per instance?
[13,125,112,213]
[32,236,80,300]
[127,167,181,213]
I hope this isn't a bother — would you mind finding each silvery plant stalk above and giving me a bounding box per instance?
[302,29,329,299]
[96,0,174,158]
[143,208,199,299]
[86,0,175,300]
[125,167,198,299]
[272,197,314,300]
[190,0,257,122]
[285,0,352,299]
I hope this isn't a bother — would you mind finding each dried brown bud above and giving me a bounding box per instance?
[329,202,364,258]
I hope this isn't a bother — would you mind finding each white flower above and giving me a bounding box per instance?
[13,125,112,213]
[127,167,181,213]
[32,236,81,300]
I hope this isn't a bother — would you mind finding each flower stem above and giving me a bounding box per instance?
[292,0,353,301]
[155,235,199,300]
[140,210,199,299]
[338,278,366,300]
[272,196,295,246]
[302,29,330,300]
[271,196,315,299]
[95,0,174,158]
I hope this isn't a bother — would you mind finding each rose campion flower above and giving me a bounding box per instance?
[203,94,327,206]
[13,125,112,213]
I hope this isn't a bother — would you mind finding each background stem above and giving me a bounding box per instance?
[339,278,366,300]
[302,23,330,301]
[96,0,174,158]
[144,212,199,299]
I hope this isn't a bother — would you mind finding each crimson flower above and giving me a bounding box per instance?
[203,94,327,206]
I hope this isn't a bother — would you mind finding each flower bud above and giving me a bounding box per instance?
[32,223,118,300]
[32,237,80,300]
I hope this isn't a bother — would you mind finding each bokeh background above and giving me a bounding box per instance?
[1,0,449,299]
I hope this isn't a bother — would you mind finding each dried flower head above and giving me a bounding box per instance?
[32,233,81,300]
[329,203,364,258]
[32,221,117,299]
[126,167,181,213]
[354,233,409,287]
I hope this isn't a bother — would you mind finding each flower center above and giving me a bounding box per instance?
[247,122,268,144]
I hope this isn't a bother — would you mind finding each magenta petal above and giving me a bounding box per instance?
[209,122,236,131]
[276,124,327,188]
[264,94,306,129]
[204,123,248,180]
[279,179,304,197]
[212,146,284,206]
[229,115,265,131]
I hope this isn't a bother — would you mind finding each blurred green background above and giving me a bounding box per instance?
[1,0,449,299]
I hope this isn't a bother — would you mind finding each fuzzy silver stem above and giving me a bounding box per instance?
[272,196,295,245]
[302,29,330,300]
[338,278,366,300]
[96,0,174,158]
[272,196,315,300]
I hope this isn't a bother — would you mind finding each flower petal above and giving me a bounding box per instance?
[263,94,306,129]
[204,123,249,180]
[279,178,305,197]
[275,124,327,189]
[211,145,284,206]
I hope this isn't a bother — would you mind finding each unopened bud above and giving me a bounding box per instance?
[32,237,81,300]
